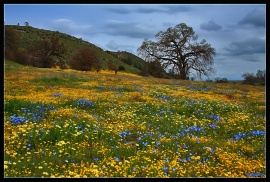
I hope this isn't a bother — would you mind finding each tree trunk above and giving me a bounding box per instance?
[179,66,187,80]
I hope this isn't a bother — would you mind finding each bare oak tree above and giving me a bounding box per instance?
[137,23,216,80]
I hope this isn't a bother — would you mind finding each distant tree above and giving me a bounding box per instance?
[14,48,29,65]
[28,36,67,68]
[119,65,126,71]
[122,56,133,65]
[242,69,265,85]
[147,60,166,78]
[138,23,216,80]
[133,62,138,69]
[215,77,228,83]
[17,23,20,26]
[70,47,100,71]
[137,63,142,70]
[93,58,102,72]
[107,60,118,73]
[25,22,29,27]
[205,78,213,82]
[139,63,149,77]
[4,26,19,60]
[256,69,266,85]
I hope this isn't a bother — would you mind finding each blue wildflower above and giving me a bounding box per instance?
[50,92,63,97]
[155,141,161,147]
[10,114,27,125]
[246,172,264,177]
[142,141,148,147]
[77,99,94,107]
[209,115,220,121]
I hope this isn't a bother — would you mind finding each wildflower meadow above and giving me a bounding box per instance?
[4,60,266,178]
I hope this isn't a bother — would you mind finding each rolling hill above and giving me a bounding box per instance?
[5,25,146,74]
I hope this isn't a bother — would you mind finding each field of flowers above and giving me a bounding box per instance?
[4,60,266,178]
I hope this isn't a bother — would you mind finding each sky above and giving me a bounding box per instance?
[4,4,266,80]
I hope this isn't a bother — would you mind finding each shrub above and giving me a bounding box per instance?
[119,65,125,71]
[69,47,100,71]
[4,26,19,60]
[14,48,29,65]
[107,60,117,71]
[242,70,265,86]
[215,77,228,83]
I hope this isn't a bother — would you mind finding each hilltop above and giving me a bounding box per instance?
[5,25,146,74]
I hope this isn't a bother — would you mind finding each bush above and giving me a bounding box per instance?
[119,65,125,71]
[215,77,228,83]
[69,47,100,71]
[4,26,19,60]
[242,70,265,86]
[14,48,29,65]
[107,60,117,71]
[139,65,149,77]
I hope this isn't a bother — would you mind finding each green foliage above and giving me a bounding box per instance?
[119,65,126,71]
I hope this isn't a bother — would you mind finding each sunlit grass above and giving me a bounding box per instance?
[4,60,266,178]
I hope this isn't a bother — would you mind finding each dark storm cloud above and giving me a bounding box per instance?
[200,20,222,31]
[223,38,265,57]
[238,7,265,27]
[105,5,192,14]
[102,20,155,38]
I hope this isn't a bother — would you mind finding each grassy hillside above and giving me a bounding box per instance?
[106,50,146,70]
[5,25,143,74]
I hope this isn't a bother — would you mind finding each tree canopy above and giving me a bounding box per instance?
[69,47,101,71]
[28,36,67,68]
[137,23,216,80]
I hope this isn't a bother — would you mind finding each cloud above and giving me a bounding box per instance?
[105,40,137,54]
[161,5,192,14]
[238,7,266,27]
[105,5,192,14]
[104,7,131,14]
[102,19,155,38]
[223,38,265,57]
[200,20,222,31]
[105,40,120,50]
[49,19,94,35]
